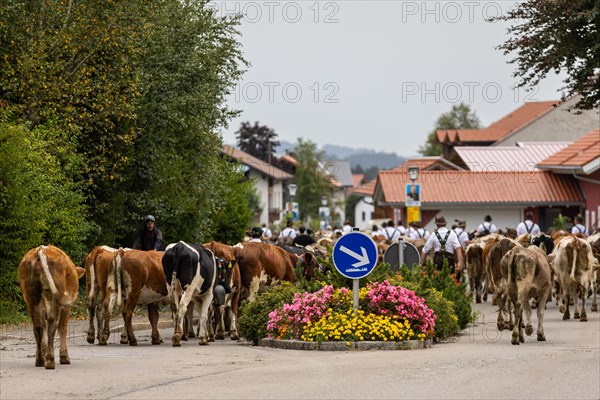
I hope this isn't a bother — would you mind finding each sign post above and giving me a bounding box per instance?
[332,232,378,310]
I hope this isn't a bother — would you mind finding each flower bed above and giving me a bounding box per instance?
[267,281,435,344]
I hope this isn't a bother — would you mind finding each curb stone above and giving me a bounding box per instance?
[258,338,431,351]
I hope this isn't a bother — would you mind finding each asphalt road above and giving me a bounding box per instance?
[1,300,599,400]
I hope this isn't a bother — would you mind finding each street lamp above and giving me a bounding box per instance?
[408,166,419,182]
[288,183,297,201]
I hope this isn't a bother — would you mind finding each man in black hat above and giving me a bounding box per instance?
[132,215,164,251]
[421,215,463,274]
[475,214,497,237]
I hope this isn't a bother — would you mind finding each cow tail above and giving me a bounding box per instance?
[569,240,577,281]
[88,252,97,303]
[37,245,59,298]
[115,248,124,308]
[506,250,516,285]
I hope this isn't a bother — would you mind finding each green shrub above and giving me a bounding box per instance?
[399,262,475,330]
[401,282,459,339]
[237,283,301,345]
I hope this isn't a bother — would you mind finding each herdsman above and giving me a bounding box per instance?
[516,211,541,236]
[475,214,497,237]
[453,220,470,248]
[408,221,429,240]
[571,215,588,237]
[421,216,463,277]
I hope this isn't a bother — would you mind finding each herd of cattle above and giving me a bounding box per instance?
[16,229,600,369]
[16,240,311,369]
[462,231,600,345]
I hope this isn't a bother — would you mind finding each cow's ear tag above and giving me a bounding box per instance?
[228,262,232,269]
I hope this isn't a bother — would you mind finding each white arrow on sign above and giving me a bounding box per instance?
[340,245,370,267]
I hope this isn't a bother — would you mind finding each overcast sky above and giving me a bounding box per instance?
[214,1,566,157]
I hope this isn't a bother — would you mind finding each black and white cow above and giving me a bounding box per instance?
[162,241,216,346]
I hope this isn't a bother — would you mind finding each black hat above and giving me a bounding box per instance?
[484,215,492,222]
[455,219,466,228]
[435,216,446,225]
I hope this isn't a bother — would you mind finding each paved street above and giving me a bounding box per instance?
[1,300,599,400]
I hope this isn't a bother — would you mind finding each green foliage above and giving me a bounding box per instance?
[550,214,572,232]
[418,103,481,156]
[0,0,251,317]
[0,110,91,313]
[291,139,331,221]
[495,0,600,110]
[399,262,475,329]
[237,283,301,345]
[209,163,255,244]
[401,282,459,339]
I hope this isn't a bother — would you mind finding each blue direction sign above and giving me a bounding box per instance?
[332,232,378,279]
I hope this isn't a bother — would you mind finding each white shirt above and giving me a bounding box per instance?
[453,227,469,248]
[249,238,262,243]
[409,227,430,240]
[342,224,353,233]
[571,224,588,235]
[261,227,272,239]
[422,227,462,254]
[476,222,497,236]
[382,226,401,241]
[516,220,540,236]
[281,227,296,239]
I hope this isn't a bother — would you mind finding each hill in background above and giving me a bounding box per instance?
[278,140,406,175]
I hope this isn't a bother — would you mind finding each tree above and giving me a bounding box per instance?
[236,121,280,163]
[290,139,330,221]
[495,0,600,111]
[418,103,481,156]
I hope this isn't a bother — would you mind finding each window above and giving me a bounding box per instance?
[362,211,366,221]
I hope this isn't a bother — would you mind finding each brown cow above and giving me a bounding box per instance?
[234,242,296,303]
[100,249,168,346]
[586,233,600,312]
[18,245,85,369]
[485,237,519,330]
[83,245,120,345]
[465,241,487,303]
[500,246,551,344]
[552,236,596,321]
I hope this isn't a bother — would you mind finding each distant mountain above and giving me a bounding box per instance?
[276,140,405,171]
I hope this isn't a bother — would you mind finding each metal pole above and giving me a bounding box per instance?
[353,279,359,311]
[398,237,404,270]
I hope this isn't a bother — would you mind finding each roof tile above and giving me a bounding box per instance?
[222,145,293,179]
[437,101,558,144]
[538,129,600,167]
[377,170,582,205]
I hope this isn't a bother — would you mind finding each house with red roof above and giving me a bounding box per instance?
[373,98,599,233]
[222,145,293,226]
[537,129,600,229]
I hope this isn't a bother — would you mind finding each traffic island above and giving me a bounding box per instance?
[259,338,430,351]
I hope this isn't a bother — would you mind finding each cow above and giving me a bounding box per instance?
[99,249,168,346]
[586,233,600,312]
[500,245,552,345]
[552,236,596,321]
[162,241,216,346]
[465,241,487,303]
[485,237,519,330]
[277,244,321,280]
[18,245,85,369]
[203,241,242,340]
[83,245,120,345]
[234,242,296,303]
